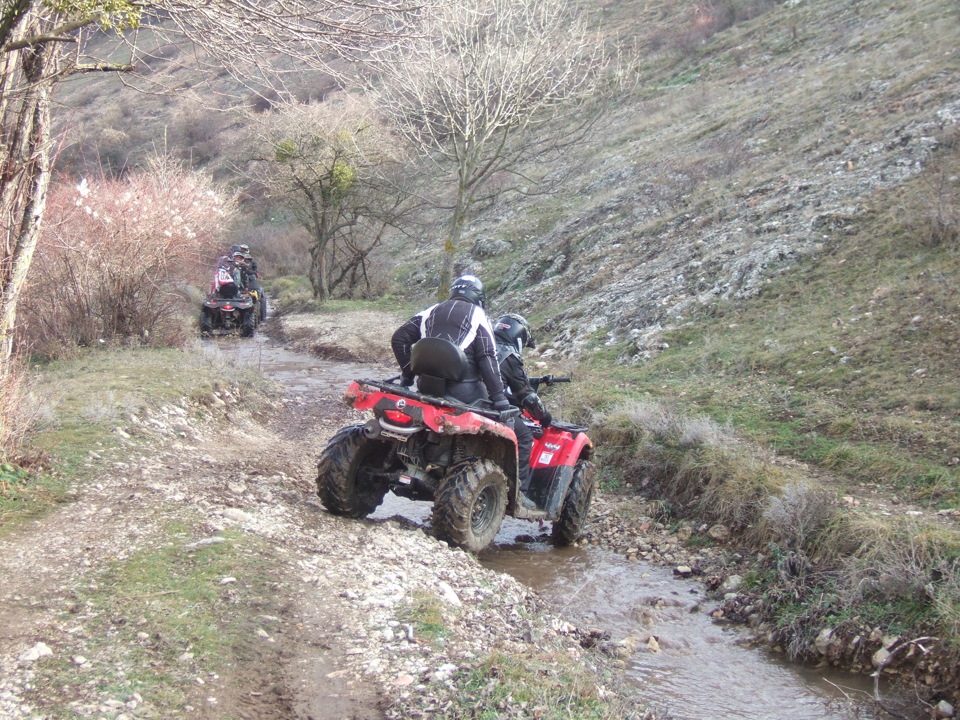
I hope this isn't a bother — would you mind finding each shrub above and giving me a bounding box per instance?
[760,481,838,553]
[19,156,236,358]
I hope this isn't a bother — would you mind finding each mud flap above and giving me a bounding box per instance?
[531,465,574,518]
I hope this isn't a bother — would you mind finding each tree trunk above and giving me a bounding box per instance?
[306,204,332,300]
[438,187,469,301]
[1,42,54,373]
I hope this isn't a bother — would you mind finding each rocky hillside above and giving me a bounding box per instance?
[461,0,959,357]
[51,1,958,350]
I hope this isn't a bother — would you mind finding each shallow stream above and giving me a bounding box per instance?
[224,336,882,720]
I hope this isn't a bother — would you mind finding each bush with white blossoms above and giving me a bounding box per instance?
[19,157,236,357]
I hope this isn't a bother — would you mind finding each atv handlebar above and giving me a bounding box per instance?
[529,374,571,390]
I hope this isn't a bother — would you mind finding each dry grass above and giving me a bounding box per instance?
[591,399,794,533]
[759,481,838,554]
[834,516,960,608]
[0,359,37,464]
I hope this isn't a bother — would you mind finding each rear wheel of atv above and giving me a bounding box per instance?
[316,425,389,518]
[552,459,595,546]
[432,459,507,553]
[259,292,268,321]
[199,309,213,335]
[241,310,256,337]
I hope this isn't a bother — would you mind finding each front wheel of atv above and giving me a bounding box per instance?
[316,425,389,518]
[552,459,595,546]
[432,459,507,553]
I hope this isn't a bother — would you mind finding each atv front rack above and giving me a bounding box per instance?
[350,379,520,423]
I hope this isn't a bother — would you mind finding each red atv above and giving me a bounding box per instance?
[315,338,596,552]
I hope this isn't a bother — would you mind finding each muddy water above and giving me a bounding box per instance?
[220,337,879,720]
[482,529,878,720]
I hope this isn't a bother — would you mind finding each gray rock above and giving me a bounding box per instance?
[184,536,226,549]
[872,647,891,668]
[707,524,731,542]
[19,642,53,663]
[719,575,743,594]
[220,508,251,523]
[814,628,833,655]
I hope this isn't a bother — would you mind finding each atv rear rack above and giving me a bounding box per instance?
[350,379,520,423]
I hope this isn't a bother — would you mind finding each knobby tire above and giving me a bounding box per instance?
[432,458,508,553]
[552,460,595,546]
[316,425,388,518]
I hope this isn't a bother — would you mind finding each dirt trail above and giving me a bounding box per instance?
[0,319,618,719]
[0,381,387,719]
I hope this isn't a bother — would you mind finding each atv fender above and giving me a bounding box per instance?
[344,380,521,493]
[529,429,594,517]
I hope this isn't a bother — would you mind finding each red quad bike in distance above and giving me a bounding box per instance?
[315,337,596,553]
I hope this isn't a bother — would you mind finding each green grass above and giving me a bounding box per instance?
[452,651,618,720]
[27,520,276,717]
[0,464,69,533]
[267,274,421,316]
[399,591,451,648]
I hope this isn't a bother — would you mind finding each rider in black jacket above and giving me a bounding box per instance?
[494,313,551,509]
[391,275,509,409]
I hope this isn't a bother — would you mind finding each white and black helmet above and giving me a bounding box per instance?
[495,313,535,351]
[449,275,485,307]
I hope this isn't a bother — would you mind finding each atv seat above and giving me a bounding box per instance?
[217,283,239,299]
[410,337,468,397]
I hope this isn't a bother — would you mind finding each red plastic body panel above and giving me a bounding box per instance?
[530,425,592,469]
[344,381,517,444]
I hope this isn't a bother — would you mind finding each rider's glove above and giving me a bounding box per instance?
[522,393,546,418]
[540,411,552,428]
[492,398,513,428]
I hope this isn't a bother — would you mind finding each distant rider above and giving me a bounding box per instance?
[391,275,509,411]
[211,251,242,299]
[238,244,258,275]
[494,313,551,509]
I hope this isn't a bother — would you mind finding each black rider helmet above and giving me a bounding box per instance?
[448,275,485,308]
[495,313,536,351]
[229,244,242,254]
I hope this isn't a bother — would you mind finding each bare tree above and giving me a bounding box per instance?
[367,0,613,297]
[0,0,421,371]
[241,95,420,299]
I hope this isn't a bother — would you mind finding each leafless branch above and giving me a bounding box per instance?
[361,0,617,292]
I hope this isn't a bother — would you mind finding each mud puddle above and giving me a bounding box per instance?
[220,335,883,720]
